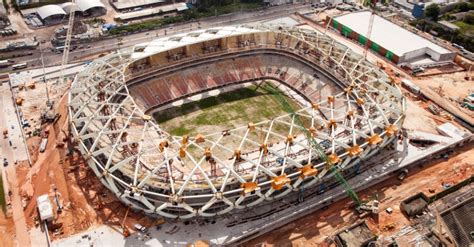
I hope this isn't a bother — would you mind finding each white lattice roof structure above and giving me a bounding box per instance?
[68,25,406,219]
[131,26,261,59]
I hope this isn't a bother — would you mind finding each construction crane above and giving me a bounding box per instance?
[58,0,76,85]
[121,206,131,237]
[363,0,377,59]
[262,83,362,208]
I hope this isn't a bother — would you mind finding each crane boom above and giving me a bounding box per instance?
[363,12,375,59]
[362,0,377,59]
[59,0,75,84]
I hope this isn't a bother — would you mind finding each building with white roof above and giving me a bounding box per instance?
[22,0,106,25]
[331,11,456,67]
[36,5,66,24]
[114,2,188,22]
[37,194,54,222]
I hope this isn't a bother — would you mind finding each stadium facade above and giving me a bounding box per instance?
[68,25,406,219]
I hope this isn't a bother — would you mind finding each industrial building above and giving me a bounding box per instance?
[110,0,177,11]
[21,0,106,25]
[330,11,456,69]
[114,3,188,22]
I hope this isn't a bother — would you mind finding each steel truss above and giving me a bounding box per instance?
[68,25,406,218]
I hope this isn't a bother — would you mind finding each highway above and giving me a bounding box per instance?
[0,3,311,73]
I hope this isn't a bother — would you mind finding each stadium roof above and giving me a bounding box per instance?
[132,26,261,59]
[75,0,106,12]
[70,24,406,218]
[37,5,66,19]
[334,11,451,56]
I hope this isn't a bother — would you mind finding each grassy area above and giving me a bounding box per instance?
[203,2,263,15]
[0,174,5,214]
[154,85,302,136]
[454,21,474,36]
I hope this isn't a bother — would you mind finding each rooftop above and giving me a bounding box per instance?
[111,0,166,10]
[441,196,474,247]
[334,11,451,56]
[131,25,261,59]
[114,3,188,21]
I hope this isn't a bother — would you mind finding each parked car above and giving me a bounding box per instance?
[134,223,147,233]
[3,158,8,167]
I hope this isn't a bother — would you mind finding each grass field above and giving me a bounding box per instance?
[154,85,302,136]
[454,21,474,36]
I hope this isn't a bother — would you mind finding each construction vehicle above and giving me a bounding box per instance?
[15,97,24,106]
[263,83,364,210]
[383,222,396,231]
[462,94,474,110]
[40,110,60,124]
[428,104,441,115]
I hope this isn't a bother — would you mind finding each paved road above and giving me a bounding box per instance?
[0,84,31,247]
[0,3,310,73]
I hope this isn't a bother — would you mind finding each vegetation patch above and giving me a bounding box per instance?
[454,21,474,37]
[109,1,263,35]
[154,84,302,136]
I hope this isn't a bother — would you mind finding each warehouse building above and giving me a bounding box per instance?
[114,3,188,22]
[21,0,106,26]
[36,5,66,25]
[329,11,456,68]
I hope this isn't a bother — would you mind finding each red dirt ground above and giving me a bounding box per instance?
[14,93,155,241]
[246,142,474,246]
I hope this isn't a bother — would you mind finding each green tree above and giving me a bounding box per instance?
[425,3,440,21]
[455,2,469,12]
[464,13,474,24]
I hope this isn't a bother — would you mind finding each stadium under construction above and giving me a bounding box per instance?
[68,24,407,220]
